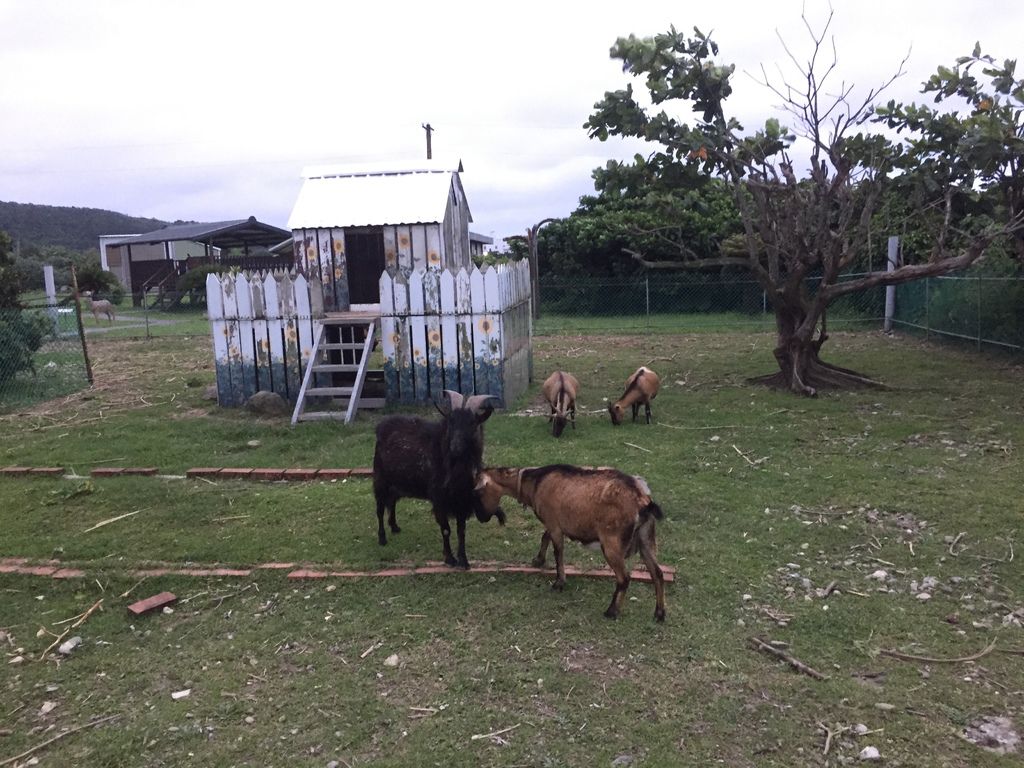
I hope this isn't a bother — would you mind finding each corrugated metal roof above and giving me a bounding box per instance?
[104,217,290,247]
[288,169,457,229]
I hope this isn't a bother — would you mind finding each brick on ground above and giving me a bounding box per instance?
[249,468,284,481]
[127,591,178,616]
[91,467,125,477]
[186,468,223,478]
[283,468,319,481]
[219,468,255,479]
[317,468,351,480]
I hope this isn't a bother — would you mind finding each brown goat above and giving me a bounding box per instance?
[475,465,666,621]
[608,366,660,425]
[541,371,579,437]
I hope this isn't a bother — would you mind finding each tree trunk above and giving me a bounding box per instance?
[750,300,885,396]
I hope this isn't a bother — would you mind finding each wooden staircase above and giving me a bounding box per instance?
[291,314,386,425]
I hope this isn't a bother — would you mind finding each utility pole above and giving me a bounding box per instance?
[422,123,434,159]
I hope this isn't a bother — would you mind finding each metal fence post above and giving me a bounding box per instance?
[645,275,650,327]
[925,277,930,339]
[977,275,982,350]
[883,236,898,332]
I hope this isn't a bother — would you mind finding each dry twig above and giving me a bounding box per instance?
[624,442,652,453]
[818,722,848,755]
[0,713,120,766]
[948,531,966,556]
[881,639,997,664]
[732,444,768,467]
[470,723,520,741]
[750,637,827,680]
[83,509,145,533]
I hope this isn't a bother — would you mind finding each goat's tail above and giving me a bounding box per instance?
[640,500,663,521]
[625,499,662,558]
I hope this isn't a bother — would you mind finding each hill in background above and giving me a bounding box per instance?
[0,200,169,252]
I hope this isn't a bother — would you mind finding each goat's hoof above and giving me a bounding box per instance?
[378,536,387,546]
[444,555,458,568]
[550,580,565,592]
[603,608,619,620]
[495,510,506,526]
[457,559,471,571]
[389,524,401,533]
[654,608,666,623]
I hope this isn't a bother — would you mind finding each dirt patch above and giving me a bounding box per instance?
[963,715,1020,754]
[562,644,634,679]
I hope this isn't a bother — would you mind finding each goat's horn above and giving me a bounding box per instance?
[442,390,465,411]
[464,394,495,414]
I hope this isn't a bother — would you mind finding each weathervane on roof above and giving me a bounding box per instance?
[422,122,434,160]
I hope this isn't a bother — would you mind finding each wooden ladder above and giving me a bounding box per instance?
[291,317,384,425]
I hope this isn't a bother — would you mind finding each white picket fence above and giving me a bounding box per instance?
[206,271,324,407]
[206,260,532,409]
[379,260,531,406]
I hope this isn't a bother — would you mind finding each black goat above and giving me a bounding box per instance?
[372,390,502,569]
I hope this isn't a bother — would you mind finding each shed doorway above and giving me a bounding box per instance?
[345,228,386,307]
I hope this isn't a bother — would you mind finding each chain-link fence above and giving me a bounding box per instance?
[534,273,886,334]
[893,274,1024,352]
[0,298,92,412]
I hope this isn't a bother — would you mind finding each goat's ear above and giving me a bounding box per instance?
[474,474,490,492]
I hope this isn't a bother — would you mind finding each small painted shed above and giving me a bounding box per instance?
[287,161,473,312]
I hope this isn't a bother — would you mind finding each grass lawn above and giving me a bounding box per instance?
[1,328,1022,766]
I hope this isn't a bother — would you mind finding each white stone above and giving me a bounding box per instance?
[858,746,881,761]
[57,636,82,655]
[383,654,399,667]
[868,570,888,581]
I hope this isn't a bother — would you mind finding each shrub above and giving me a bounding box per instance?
[176,264,229,301]
[75,258,124,304]
[0,309,51,384]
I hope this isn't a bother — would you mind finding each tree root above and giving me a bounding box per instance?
[749,358,888,395]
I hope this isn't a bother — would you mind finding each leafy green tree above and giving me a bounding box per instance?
[0,229,49,384]
[585,13,1023,395]
[0,230,19,309]
[74,256,124,304]
[875,45,1024,260]
[537,157,741,278]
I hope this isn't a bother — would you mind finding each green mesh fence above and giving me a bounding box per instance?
[894,275,1024,352]
[0,299,91,413]
[535,273,885,335]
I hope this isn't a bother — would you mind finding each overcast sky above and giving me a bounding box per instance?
[1,0,1020,245]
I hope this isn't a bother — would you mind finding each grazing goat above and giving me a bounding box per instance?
[542,371,579,437]
[608,366,660,425]
[475,465,666,621]
[86,295,116,324]
[372,390,501,569]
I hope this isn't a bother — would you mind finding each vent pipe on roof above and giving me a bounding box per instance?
[422,123,434,159]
